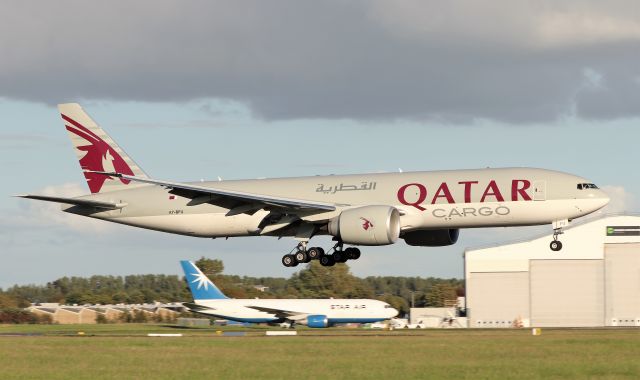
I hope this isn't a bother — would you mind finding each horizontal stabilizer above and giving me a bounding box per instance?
[182,302,215,312]
[15,194,125,210]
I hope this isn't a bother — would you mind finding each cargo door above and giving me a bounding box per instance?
[533,180,546,201]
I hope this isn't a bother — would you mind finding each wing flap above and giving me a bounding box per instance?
[182,302,215,312]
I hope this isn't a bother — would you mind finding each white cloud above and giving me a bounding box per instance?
[534,8,640,48]
[14,183,115,234]
[368,1,640,48]
[599,185,636,214]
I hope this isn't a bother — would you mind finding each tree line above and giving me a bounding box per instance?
[0,258,463,322]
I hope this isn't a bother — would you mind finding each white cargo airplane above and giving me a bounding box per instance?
[18,104,610,267]
[180,260,398,327]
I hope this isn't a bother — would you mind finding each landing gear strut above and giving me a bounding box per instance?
[281,241,362,267]
[318,241,361,267]
[282,242,308,267]
[549,219,568,252]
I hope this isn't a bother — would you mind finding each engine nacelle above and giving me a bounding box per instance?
[306,315,329,328]
[402,229,460,247]
[328,206,400,246]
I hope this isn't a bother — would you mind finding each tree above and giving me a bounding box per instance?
[126,290,145,304]
[425,283,458,307]
[119,310,133,323]
[95,313,108,324]
[288,261,373,299]
[132,310,148,323]
[376,294,409,317]
[195,257,224,277]
[0,294,19,308]
[65,292,96,305]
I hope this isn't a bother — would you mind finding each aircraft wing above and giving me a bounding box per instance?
[15,194,125,210]
[92,171,337,215]
[182,302,215,312]
[245,305,308,321]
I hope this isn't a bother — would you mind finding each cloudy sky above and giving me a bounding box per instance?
[1,1,639,287]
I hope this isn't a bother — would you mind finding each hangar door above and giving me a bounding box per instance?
[530,260,604,327]
[605,243,640,326]
[467,272,529,327]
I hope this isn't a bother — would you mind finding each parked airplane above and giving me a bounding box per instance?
[18,104,610,267]
[180,260,398,327]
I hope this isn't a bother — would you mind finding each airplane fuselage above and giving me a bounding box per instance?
[67,167,609,238]
[191,298,397,324]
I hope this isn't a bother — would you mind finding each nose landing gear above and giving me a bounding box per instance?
[549,239,563,251]
[549,219,568,252]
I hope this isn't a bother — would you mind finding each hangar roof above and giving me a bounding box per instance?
[465,214,640,274]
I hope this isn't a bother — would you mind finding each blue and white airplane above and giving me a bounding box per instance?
[180,260,398,327]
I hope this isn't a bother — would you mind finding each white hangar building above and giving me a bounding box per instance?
[465,215,640,328]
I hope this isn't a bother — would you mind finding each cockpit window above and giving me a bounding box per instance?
[577,183,599,190]
[384,304,393,308]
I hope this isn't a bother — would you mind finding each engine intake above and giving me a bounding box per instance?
[402,229,460,247]
[328,206,400,246]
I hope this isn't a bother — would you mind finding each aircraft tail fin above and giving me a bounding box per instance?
[58,103,148,194]
[180,260,229,300]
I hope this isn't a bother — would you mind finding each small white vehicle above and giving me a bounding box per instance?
[390,318,427,329]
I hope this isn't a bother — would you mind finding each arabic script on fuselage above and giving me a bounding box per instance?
[315,182,377,194]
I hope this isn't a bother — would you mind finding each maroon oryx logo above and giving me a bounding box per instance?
[360,217,374,231]
[63,114,134,193]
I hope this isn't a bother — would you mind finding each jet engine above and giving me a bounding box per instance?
[328,206,400,245]
[402,229,460,247]
[306,315,329,328]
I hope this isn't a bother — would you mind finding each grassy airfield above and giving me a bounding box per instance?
[1,324,639,379]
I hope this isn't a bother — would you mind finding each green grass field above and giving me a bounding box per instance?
[1,324,639,379]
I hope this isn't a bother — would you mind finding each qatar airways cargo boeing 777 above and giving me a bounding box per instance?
[18,104,610,267]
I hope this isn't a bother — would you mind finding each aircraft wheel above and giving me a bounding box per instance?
[343,247,354,260]
[307,247,324,260]
[320,255,335,267]
[294,250,309,263]
[549,240,563,251]
[345,247,361,260]
[333,250,346,263]
[282,254,296,267]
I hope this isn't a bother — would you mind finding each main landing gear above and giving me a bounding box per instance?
[281,241,361,267]
[549,219,568,252]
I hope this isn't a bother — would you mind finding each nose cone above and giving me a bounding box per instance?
[580,189,610,214]
[387,307,399,318]
[595,189,611,210]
